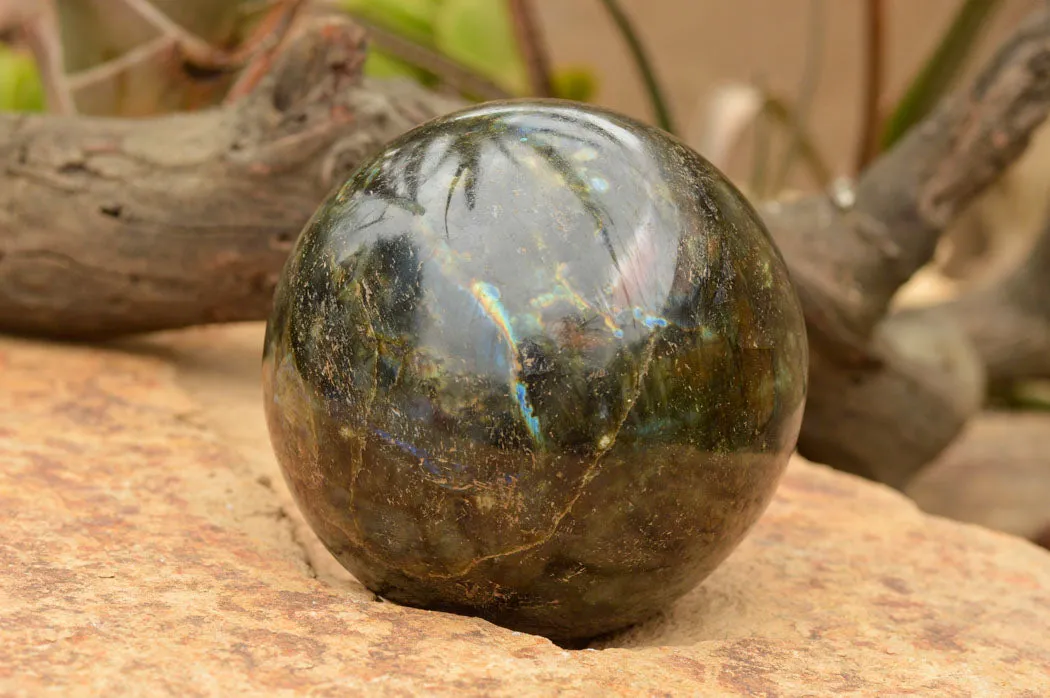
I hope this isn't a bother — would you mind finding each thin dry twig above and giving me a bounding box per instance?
[119,0,230,68]
[232,0,307,57]
[0,0,38,35]
[508,0,554,97]
[116,0,304,73]
[856,0,885,170]
[7,0,75,114]
[694,81,831,187]
[224,0,309,100]
[763,92,833,186]
[597,0,675,133]
[749,74,772,195]
[64,0,306,101]
[66,35,174,93]
[771,0,826,193]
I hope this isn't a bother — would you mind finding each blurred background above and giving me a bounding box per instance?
[1,0,1048,537]
[542,1,1041,177]
[3,0,1045,293]
[2,1,1043,175]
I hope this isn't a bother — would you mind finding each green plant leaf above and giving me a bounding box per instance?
[551,66,598,102]
[433,0,528,95]
[999,380,1050,412]
[363,49,428,81]
[0,46,45,112]
[339,0,441,46]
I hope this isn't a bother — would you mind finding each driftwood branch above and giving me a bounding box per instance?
[0,16,457,338]
[761,6,1050,485]
[508,0,554,97]
[908,215,1050,384]
[769,7,1050,358]
[0,10,1048,486]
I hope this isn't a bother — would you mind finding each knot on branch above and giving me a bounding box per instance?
[265,16,369,115]
[226,16,373,174]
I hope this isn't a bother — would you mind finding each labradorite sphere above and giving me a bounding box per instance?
[263,100,807,641]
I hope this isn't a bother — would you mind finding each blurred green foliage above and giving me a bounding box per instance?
[0,45,45,112]
[879,0,1002,151]
[0,0,596,115]
[0,0,1002,156]
[433,0,529,94]
[342,0,439,46]
[550,67,598,103]
[340,0,596,100]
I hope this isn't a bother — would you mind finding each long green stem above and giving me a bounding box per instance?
[880,0,1003,150]
[597,0,675,134]
[855,0,885,169]
[508,0,554,97]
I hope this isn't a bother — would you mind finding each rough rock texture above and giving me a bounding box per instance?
[908,412,1050,540]
[2,324,1049,696]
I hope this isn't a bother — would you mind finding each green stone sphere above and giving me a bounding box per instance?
[263,100,807,641]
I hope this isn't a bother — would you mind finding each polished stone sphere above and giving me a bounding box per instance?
[263,99,807,641]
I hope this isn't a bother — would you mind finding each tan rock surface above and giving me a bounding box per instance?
[909,413,1050,540]
[2,324,1049,696]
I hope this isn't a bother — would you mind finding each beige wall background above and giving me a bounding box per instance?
[534,0,1042,185]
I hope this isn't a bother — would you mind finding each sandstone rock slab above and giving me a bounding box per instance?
[1,326,1049,696]
[909,412,1050,540]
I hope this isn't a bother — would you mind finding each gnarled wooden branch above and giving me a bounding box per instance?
[0,17,457,338]
[907,214,1050,385]
[761,7,1050,485]
[770,7,1050,359]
